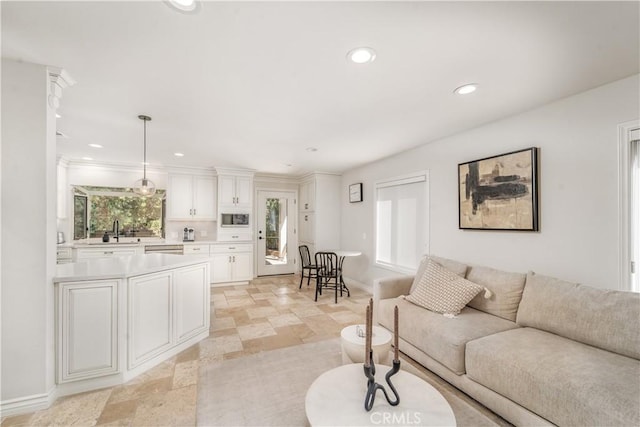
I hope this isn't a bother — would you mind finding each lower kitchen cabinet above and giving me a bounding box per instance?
[128,271,173,369]
[210,243,253,284]
[57,280,119,383]
[174,263,210,343]
[54,257,210,392]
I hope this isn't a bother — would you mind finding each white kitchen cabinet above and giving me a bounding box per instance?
[297,173,341,257]
[57,280,119,383]
[57,247,73,264]
[167,174,217,220]
[217,172,253,210]
[297,174,341,274]
[299,212,315,243]
[183,243,214,283]
[210,243,253,284]
[299,179,315,212]
[174,263,210,343]
[75,246,141,260]
[128,271,173,369]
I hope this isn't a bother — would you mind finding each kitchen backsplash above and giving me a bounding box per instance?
[165,220,217,241]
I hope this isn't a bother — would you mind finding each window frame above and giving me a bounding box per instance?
[373,170,430,275]
[618,120,640,292]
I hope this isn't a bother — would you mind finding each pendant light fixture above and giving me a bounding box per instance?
[133,115,156,196]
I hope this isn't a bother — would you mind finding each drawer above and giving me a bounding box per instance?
[76,248,138,259]
[183,244,210,255]
[210,243,252,254]
[57,247,72,259]
[217,229,252,242]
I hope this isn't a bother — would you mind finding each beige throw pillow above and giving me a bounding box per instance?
[406,259,483,315]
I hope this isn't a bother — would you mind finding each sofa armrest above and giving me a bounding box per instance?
[374,275,413,301]
[373,275,413,324]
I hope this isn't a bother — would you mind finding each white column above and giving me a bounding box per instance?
[1,59,73,414]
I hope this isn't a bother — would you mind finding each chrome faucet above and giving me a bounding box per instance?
[113,219,120,243]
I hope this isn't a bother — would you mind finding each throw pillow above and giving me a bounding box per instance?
[406,259,483,315]
[409,255,469,294]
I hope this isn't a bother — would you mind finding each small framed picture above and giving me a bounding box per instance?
[349,183,363,203]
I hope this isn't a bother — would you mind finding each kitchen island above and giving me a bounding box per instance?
[54,254,210,397]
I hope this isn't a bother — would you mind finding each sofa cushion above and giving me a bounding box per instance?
[517,271,640,359]
[378,297,518,374]
[466,266,526,322]
[409,255,468,294]
[466,327,640,427]
[406,259,483,315]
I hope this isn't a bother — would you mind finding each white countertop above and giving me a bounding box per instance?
[54,254,211,283]
[66,240,249,248]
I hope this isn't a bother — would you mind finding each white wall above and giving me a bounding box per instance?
[1,60,57,405]
[341,74,640,291]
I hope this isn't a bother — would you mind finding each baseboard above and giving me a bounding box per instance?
[0,387,57,418]
[343,276,371,294]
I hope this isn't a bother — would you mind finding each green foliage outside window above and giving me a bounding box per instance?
[74,186,165,239]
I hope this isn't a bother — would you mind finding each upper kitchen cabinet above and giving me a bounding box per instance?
[216,168,254,211]
[167,173,217,220]
[299,179,315,212]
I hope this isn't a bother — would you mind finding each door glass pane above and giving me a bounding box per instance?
[264,198,288,266]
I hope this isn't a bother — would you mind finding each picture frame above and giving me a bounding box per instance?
[458,147,538,231]
[349,183,363,203]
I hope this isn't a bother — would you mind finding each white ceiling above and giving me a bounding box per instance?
[3,1,639,176]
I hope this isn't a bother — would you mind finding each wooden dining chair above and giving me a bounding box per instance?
[314,251,343,304]
[298,245,318,289]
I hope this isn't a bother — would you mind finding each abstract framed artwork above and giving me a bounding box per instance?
[458,147,539,231]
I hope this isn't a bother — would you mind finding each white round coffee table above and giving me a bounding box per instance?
[341,324,392,365]
[305,363,456,426]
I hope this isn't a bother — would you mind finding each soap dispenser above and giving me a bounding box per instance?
[102,231,110,242]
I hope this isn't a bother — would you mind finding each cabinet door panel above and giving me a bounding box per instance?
[174,264,209,342]
[232,252,253,281]
[193,176,216,219]
[167,174,194,220]
[234,176,252,208]
[211,253,232,283]
[59,280,118,382]
[218,175,236,206]
[128,272,173,368]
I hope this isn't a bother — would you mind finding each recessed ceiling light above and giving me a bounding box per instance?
[55,113,61,119]
[306,147,318,152]
[166,0,200,13]
[347,47,376,64]
[454,84,478,95]
[88,143,103,148]
[174,152,185,157]
[82,157,93,161]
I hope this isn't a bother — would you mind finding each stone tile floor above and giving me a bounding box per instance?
[1,275,370,427]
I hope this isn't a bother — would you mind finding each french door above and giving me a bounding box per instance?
[256,191,297,276]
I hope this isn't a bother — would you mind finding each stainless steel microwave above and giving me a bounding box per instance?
[221,213,250,227]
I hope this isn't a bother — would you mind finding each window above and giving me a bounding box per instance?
[73,186,166,240]
[375,172,429,273]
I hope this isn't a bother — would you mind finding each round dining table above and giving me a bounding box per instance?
[322,250,362,294]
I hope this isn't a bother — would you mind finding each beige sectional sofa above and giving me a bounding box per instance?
[374,256,640,426]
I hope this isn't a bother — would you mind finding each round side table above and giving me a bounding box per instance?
[305,363,457,426]
[341,324,392,365]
